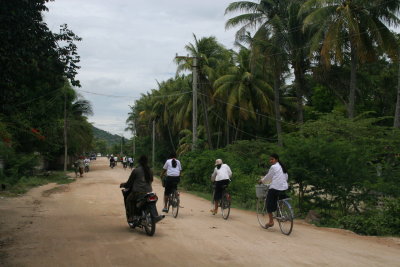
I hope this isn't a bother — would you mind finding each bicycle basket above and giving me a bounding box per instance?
[255,184,269,199]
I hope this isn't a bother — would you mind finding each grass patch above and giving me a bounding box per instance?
[0,171,75,197]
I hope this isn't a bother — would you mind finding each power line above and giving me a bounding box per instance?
[210,109,278,142]
[197,91,298,126]
[77,89,191,99]
[13,88,62,107]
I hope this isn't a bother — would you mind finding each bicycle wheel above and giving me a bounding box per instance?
[143,209,156,236]
[171,191,180,218]
[256,198,268,228]
[221,193,231,220]
[277,200,293,235]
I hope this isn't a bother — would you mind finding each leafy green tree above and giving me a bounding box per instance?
[213,47,274,139]
[301,0,399,118]
[225,0,292,146]
[175,35,231,149]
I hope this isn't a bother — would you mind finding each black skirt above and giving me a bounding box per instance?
[266,188,287,213]
[214,179,230,201]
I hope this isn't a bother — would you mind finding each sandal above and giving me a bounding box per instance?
[266,223,274,228]
[210,209,217,215]
[162,208,168,213]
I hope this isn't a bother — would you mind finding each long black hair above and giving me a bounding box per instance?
[170,152,177,168]
[138,155,153,183]
[270,153,287,174]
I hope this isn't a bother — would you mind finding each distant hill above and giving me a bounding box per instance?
[92,126,121,146]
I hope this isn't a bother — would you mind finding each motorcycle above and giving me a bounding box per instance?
[120,185,164,236]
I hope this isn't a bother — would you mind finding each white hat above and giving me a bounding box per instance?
[215,159,223,165]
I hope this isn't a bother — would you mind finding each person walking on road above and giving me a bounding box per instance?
[210,159,232,215]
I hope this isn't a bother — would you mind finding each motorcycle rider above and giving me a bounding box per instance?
[84,157,90,172]
[120,155,153,223]
[77,156,85,177]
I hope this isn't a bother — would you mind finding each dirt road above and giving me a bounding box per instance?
[1,158,399,267]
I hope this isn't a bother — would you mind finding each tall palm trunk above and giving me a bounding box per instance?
[348,43,357,119]
[166,119,176,152]
[394,49,400,128]
[294,63,305,123]
[199,83,213,149]
[273,71,283,146]
[234,119,240,141]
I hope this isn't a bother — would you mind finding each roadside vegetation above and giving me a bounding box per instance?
[123,1,400,236]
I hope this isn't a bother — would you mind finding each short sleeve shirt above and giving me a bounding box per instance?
[163,159,182,177]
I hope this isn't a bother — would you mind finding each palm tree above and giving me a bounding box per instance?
[225,0,291,146]
[175,34,231,149]
[214,47,274,140]
[287,0,311,123]
[301,0,400,118]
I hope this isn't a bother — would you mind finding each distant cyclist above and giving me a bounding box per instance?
[128,157,134,169]
[110,156,115,168]
[122,156,128,169]
[160,152,182,212]
[210,159,232,215]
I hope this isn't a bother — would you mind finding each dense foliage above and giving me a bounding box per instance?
[0,0,93,184]
[180,115,400,235]
[124,1,400,236]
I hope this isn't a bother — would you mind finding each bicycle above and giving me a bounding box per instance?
[212,184,231,220]
[166,187,180,218]
[255,184,294,235]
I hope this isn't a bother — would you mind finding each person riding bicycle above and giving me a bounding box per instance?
[109,156,115,167]
[210,159,232,215]
[122,156,128,169]
[128,157,134,169]
[160,152,182,212]
[120,155,153,223]
[258,153,288,228]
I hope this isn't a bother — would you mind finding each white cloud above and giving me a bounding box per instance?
[44,0,237,136]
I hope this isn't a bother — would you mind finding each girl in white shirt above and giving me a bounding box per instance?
[210,159,232,215]
[160,153,182,212]
[258,153,288,228]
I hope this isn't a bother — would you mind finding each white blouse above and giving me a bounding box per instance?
[211,164,232,182]
[261,162,288,190]
[163,159,182,177]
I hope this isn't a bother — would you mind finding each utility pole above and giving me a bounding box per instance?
[192,57,198,150]
[63,91,68,171]
[133,119,136,155]
[176,54,198,150]
[120,135,123,155]
[132,135,135,156]
[152,120,155,168]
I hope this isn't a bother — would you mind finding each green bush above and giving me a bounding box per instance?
[338,201,399,236]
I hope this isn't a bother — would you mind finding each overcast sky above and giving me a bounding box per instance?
[44,0,238,137]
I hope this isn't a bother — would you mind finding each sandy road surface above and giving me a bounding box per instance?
[0,158,399,267]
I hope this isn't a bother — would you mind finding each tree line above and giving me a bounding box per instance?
[0,0,93,185]
[126,0,400,236]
